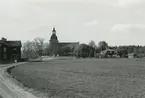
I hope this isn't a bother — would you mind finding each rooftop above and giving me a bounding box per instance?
[0,38,21,47]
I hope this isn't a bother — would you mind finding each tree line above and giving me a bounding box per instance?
[22,38,145,58]
[87,41,145,58]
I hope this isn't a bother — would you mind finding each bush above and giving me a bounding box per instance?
[20,58,28,62]
[94,53,101,58]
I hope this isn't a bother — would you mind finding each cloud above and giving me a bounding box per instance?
[108,24,145,45]
[26,0,87,3]
[116,0,144,6]
[84,20,98,26]
[110,23,145,40]
[111,24,145,33]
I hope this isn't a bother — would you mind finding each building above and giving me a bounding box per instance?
[0,38,22,63]
[101,49,117,58]
[128,53,136,58]
[49,28,79,56]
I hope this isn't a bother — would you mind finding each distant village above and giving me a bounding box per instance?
[0,27,145,63]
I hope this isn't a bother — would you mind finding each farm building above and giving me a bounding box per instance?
[0,38,21,63]
[101,49,117,58]
[128,53,136,58]
[49,28,79,56]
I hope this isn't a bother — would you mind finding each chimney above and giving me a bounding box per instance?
[1,37,7,41]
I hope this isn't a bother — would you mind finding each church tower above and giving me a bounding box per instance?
[49,28,59,56]
[50,27,58,43]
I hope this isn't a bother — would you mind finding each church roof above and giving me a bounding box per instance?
[58,42,79,49]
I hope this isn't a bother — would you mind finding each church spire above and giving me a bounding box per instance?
[52,27,56,34]
[50,27,58,43]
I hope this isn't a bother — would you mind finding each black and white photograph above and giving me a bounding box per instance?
[0,0,145,98]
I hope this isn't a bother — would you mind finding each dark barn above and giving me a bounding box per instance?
[0,38,21,63]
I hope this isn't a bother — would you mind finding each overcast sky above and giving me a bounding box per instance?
[0,0,145,46]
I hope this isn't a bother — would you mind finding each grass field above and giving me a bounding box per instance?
[11,59,145,98]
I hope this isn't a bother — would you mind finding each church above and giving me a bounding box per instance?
[49,28,79,56]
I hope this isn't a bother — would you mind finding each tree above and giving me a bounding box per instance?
[60,47,72,56]
[88,40,96,57]
[22,41,38,58]
[127,46,134,53]
[34,37,45,56]
[117,48,128,58]
[43,43,49,55]
[22,37,47,58]
[98,41,108,51]
[74,44,90,58]
[88,40,96,48]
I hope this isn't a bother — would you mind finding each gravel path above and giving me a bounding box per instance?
[0,63,38,98]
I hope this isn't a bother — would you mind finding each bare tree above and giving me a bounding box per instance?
[34,37,45,56]
[22,41,38,58]
[22,38,49,58]
[43,42,50,55]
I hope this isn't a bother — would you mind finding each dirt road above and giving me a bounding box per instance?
[0,63,38,98]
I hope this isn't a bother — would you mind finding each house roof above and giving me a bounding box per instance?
[6,41,21,47]
[0,40,10,46]
[0,40,21,47]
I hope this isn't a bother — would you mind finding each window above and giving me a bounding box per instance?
[12,48,17,51]
[3,47,7,52]
[4,54,7,59]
